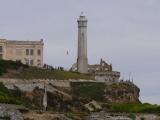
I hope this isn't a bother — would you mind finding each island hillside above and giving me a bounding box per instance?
[0,60,160,120]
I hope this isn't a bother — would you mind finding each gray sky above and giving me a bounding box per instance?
[0,0,160,104]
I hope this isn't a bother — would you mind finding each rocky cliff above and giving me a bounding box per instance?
[1,78,159,120]
[70,81,140,104]
[104,82,140,103]
[0,79,140,111]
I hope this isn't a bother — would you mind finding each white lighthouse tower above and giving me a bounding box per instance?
[77,13,88,73]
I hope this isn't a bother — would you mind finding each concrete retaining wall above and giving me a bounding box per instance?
[0,78,104,92]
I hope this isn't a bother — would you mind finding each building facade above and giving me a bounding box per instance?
[0,39,43,67]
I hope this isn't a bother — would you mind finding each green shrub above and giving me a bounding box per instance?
[102,103,160,113]
[71,82,105,101]
[0,59,92,79]
[0,59,28,75]
[0,82,23,105]
[140,117,145,120]
[0,116,10,120]
[16,67,92,80]
[128,113,136,120]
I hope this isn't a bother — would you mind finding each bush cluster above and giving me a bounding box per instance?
[103,103,160,113]
[0,60,28,75]
[71,82,105,101]
[0,82,23,105]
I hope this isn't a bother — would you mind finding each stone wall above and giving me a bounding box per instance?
[0,78,103,92]
[95,71,120,82]
[0,78,70,91]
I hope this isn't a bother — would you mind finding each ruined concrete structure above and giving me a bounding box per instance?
[77,13,88,74]
[0,39,43,67]
[71,59,120,82]
[89,59,120,82]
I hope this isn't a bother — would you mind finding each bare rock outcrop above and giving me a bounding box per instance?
[0,104,24,120]
[104,82,140,103]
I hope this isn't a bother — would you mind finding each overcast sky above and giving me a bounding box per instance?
[0,0,160,105]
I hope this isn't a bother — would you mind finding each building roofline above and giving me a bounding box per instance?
[0,39,44,45]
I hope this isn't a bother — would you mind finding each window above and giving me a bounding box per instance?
[82,32,84,39]
[26,49,29,55]
[0,54,2,59]
[30,60,34,65]
[37,59,41,66]
[0,46,3,52]
[30,49,34,55]
[25,59,29,65]
[26,49,34,55]
[37,49,41,56]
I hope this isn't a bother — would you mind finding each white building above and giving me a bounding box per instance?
[0,39,44,67]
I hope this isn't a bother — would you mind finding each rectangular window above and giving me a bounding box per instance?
[0,46,3,52]
[25,59,29,65]
[0,54,2,59]
[37,49,41,56]
[37,59,41,66]
[30,60,34,65]
[26,49,29,55]
[30,49,34,55]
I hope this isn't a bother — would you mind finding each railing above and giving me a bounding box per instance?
[95,71,120,76]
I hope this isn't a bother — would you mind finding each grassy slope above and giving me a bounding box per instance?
[103,103,160,113]
[71,82,105,101]
[0,60,92,80]
[1,60,160,113]
[0,82,23,105]
[71,82,160,113]
[16,67,92,80]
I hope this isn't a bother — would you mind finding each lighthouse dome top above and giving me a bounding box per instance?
[78,12,87,21]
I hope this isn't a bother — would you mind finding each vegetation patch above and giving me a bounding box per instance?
[106,82,139,91]
[71,82,105,101]
[0,60,92,80]
[65,112,88,120]
[16,67,92,80]
[0,60,28,76]
[0,82,23,105]
[102,103,160,113]
[0,116,10,120]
